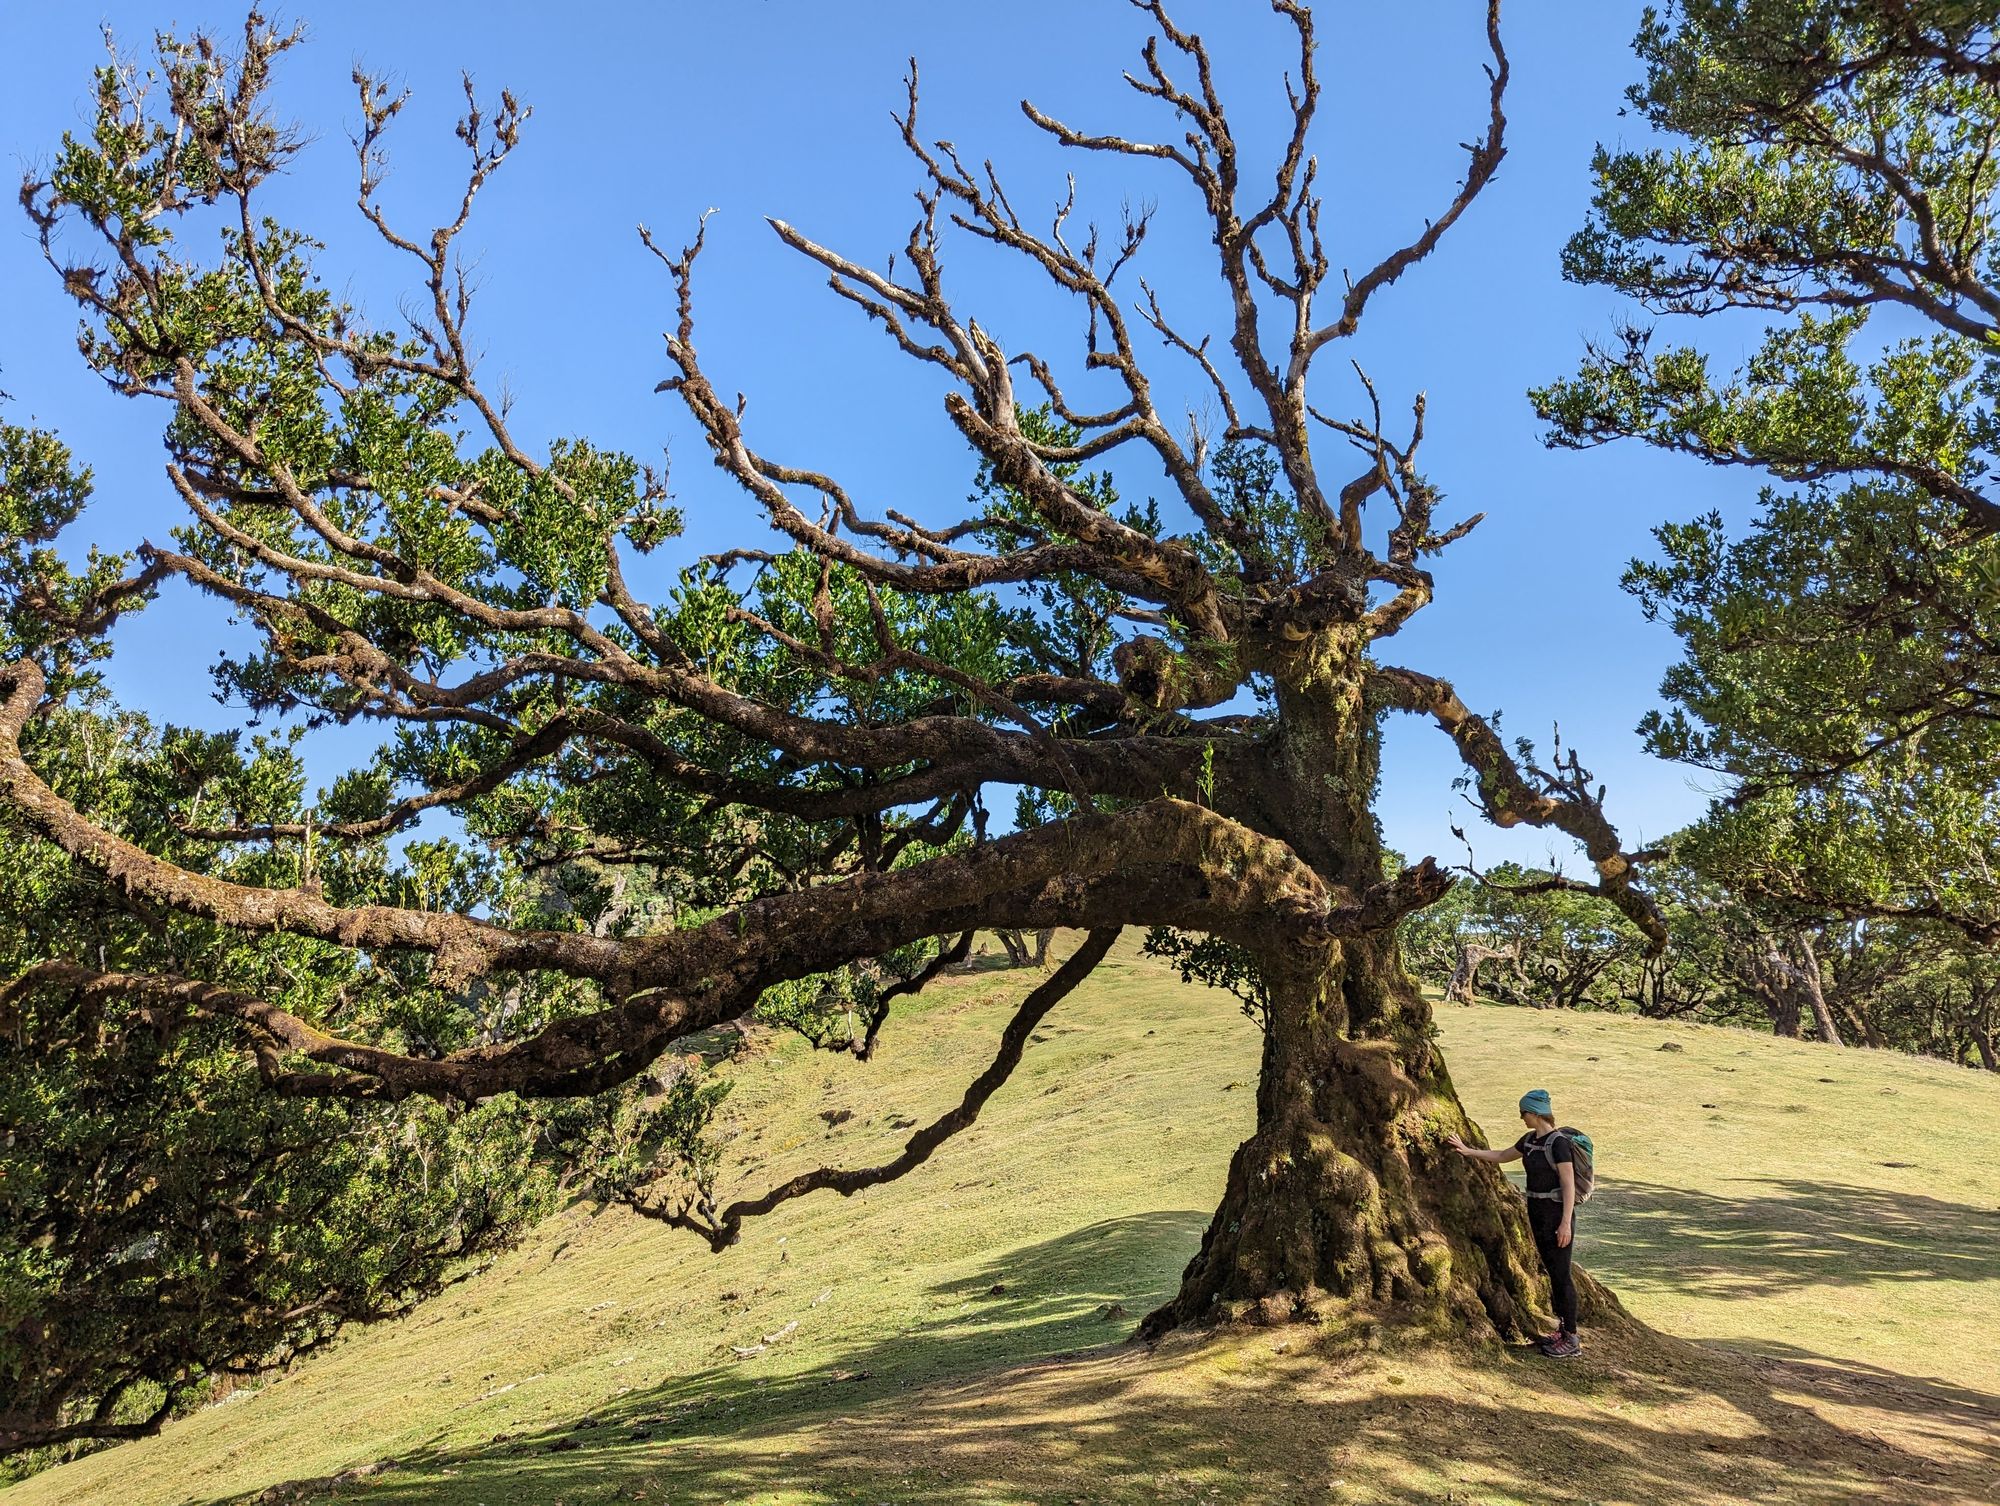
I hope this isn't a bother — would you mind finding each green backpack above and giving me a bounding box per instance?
[1531,1127,1596,1204]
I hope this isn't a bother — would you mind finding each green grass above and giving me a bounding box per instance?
[11,935,2000,1506]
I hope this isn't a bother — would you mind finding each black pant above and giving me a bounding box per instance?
[1528,1199,1578,1334]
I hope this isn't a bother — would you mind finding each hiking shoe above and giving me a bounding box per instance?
[1540,1333,1582,1360]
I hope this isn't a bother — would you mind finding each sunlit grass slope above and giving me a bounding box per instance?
[12,935,1998,1506]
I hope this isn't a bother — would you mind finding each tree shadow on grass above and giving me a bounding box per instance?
[216,1207,2000,1506]
[1745,1340,2000,1419]
[1582,1176,2000,1299]
[222,1337,1998,1506]
[220,1211,1204,1504]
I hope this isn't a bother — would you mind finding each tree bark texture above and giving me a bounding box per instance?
[1144,637,1562,1339]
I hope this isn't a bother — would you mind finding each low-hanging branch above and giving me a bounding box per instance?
[634,927,1119,1248]
[4,640,1453,1100]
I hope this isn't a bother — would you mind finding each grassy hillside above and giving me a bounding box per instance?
[12,935,1999,1506]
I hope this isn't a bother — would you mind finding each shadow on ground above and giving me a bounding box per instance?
[1585,1176,2000,1297]
[218,1190,2000,1506]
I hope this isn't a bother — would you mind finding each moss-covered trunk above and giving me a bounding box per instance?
[1139,937,1556,1338]
[1142,633,1558,1340]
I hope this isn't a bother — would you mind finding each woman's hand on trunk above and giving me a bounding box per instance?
[1445,1133,1494,1162]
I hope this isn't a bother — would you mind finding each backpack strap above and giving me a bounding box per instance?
[1525,1131,1568,1198]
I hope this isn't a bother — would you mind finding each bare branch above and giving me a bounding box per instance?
[1372,664,1666,950]
[1298,0,1508,364]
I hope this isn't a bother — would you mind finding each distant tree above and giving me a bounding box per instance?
[1620,851,1755,1024]
[1445,939,1521,1007]
[1929,942,2000,1069]
[1535,0,2000,948]
[1485,869,1644,1011]
[1408,808,2000,1068]
[4,1,1666,1373]
[993,928,1056,969]
[1404,865,1642,1010]
[1680,808,2000,1064]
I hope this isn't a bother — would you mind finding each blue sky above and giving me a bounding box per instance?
[1,1,1761,873]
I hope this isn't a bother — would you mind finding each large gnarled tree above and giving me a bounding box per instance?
[5,0,1661,1367]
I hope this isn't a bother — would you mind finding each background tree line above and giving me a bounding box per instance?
[1400,838,2000,1071]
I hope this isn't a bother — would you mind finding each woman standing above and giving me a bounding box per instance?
[1445,1088,1581,1357]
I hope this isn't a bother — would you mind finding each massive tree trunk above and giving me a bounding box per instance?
[1140,936,1556,1338]
[1143,639,1559,1340]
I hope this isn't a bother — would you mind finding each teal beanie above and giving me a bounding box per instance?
[1518,1088,1553,1117]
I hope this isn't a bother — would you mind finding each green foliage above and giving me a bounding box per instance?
[1191,441,1327,584]
[0,1004,554,1460]
[972,405,1156,688]
[0,420,149,697]
[1537,0,2000,949]
[0,703,580,1458]
[1140,927,1268,1028]
[1555,1,2000,322]
[752,941,933,1052]
[0,514,758,1456]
